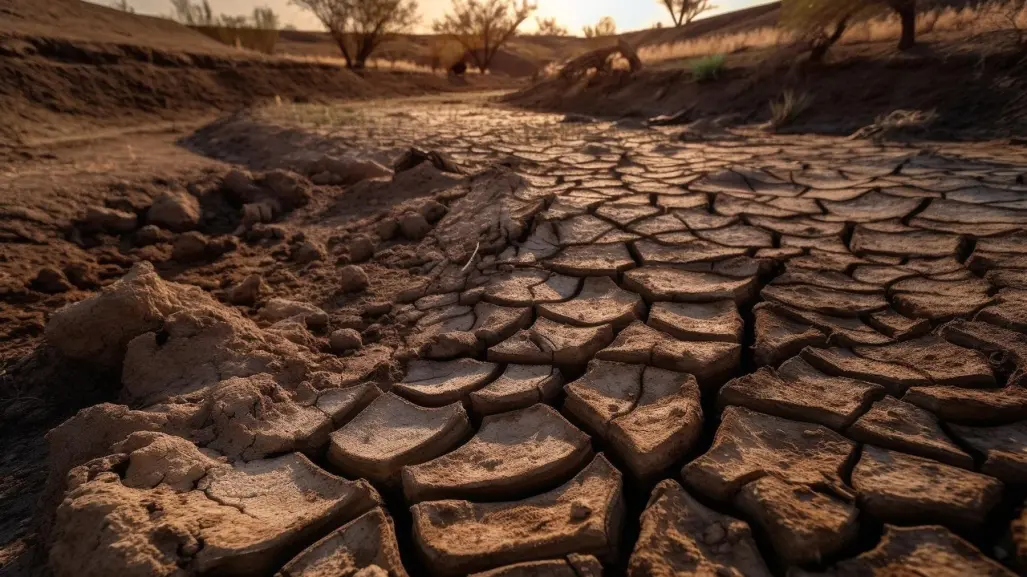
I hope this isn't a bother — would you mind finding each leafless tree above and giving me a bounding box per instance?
[661,0,715,27]
[582,16,616,38]
[432,0,537,73]
[291,0,419,69]
[171,0,215,25]
[534,16,568,36]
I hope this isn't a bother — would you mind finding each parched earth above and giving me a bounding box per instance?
[6,97,1027,576]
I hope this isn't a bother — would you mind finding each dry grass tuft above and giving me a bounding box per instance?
[770,89,814,128]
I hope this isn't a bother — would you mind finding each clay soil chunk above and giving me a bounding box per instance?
[623,266,756,304]
[394,359,500,407]
[49,434,380,577]
[950,420,1027,483]
[793,525,1016,577]
[564,360,703,479]
[483,270,580,307]
[904,384,1027,424]
[469,302,534,347]
[469,555,603,577]
[596,321,739,385]
[402,403,593,503]
[734,476,859,565]
[469,364,563,416]
[549,243,635,277]
[327,393,471,484]
[683,406,857,501]
[488,318,615,367]
[410,454,624,576]
[277,507,407,577]
[819,190,922,222]
[761,284,888,317]
[718,358,883,430]
[850,227,963,257]
[801,346,931,396]
[852,445,1003,529]
[846,396,972,469]
[633,239,747,266]
[753,305,827,367]
[648,300,742,343]
[627,479,771,577]
[537,276,644,328]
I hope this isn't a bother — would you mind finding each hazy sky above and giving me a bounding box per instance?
[100,0,774,33]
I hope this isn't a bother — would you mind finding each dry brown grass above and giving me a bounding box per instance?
[192,25,279,54]
[639,1,1027,64]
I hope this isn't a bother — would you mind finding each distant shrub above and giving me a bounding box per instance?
[770,89,814,129]
[690,53,725,81]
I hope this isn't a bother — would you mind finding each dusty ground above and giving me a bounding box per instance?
[4,90,1027,577]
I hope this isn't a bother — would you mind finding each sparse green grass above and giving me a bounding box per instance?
[770,89,814,129]
[690,54,726,82]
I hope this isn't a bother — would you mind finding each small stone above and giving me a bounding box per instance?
[703,523,726,545]
[83,206,137,234]
[207,235,238,256]
[363,301,392,317]
[292,241,326,264]
[31,267,73,294]
[420,200,448,223]
[348,236,376,263]
[399,212,433,241]
[262,169,312,210]
[171,231,209,262]
[227,274,267,306]
[222,168,259,201]
[340,265,370,293]
[330,328,363,353]
[376,218,399,241]
[134,224,170,247]
[147,190,201,232]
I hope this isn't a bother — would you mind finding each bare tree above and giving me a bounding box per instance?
[661,0,715,27]
[886,0,916,50]
[171,0,215,25]
[534,16,568,36]
[291,0,419,69]
[252,7,280,29]
[582,16,616,38]
[433,0,537,73]
[782,0,917,56]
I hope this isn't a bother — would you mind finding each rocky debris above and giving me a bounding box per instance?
[260,298,329,329]
[31,267,73,294]
[718,357,884,430]
[339,264,371,294]
[347,235,376,263]
[852,445,1003,529]
[277,507,408,577]
[394,358,499,407]
[684,406,857,501]
[847,396,973,468]
[623,266,757,304]
[794,525,1015,577]
[292,240,326,264]
[735,476,859,565]
[469,364,563,416]
[171,230,209,262]
[44,262,214,369]
[628,479,771,577]
[330,328,363,353]
[403,404,593,502]
[328,393,470,485]
[309,155,393,186]
[753,305,828,367]
[133,224,171,246]
[411,454,623,576]
[80,205,138,234]
[399,211,433,241]
[488,318,615,368]
[147,189,201,232]
[595,321,739,385]
[469,554,602,577]
[537,276,644,328]
[648,300,743,343]
[564,360,703,479]
[49,433,380,577]
[949,420,1027,483]
[226,274,268,306]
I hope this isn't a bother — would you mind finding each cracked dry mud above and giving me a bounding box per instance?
[29,99,1027,576]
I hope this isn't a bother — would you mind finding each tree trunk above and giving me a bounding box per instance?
[892,0,917,50]
[809,16,849,63]
[329,30,354,68]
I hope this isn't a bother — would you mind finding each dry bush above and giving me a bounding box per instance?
[769,89,813,128]
[661,0,716,27]
[583,16,617,38]
[534,16,568,36]
[291,0,419,69]
[433,0,537,73]
[194,26,280,53]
